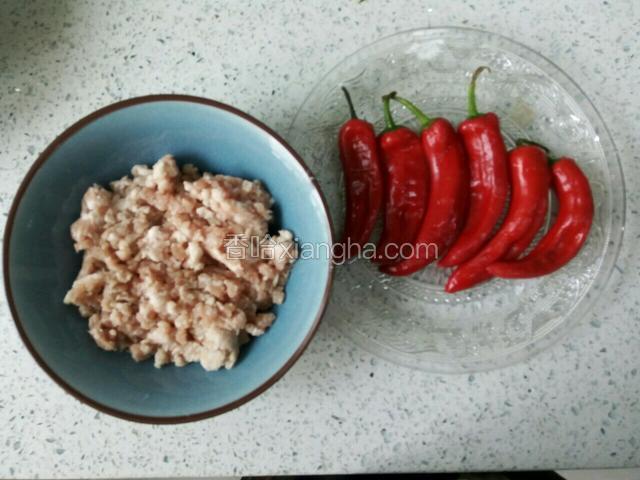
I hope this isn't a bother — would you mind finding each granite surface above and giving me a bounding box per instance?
[0,0,638,478]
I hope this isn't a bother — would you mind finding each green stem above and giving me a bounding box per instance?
[390,93,432,129]
[515,138,550,153]
[468,66,490,118]
[341,86,357,119]
[515,138,558,163]
[382,92,398,131]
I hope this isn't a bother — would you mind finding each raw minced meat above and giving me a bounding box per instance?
[64,155,297,370]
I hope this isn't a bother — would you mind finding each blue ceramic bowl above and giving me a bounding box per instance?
[4,95,334,423]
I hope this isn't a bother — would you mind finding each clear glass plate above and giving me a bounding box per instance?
[287,27,625,372]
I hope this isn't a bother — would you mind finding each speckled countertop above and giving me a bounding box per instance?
[1,0,638,478]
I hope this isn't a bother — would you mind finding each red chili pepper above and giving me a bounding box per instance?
[445,145,550,292]
[374,93,429,265]
[337,87,384,259]
[504,193,548,259]
[380,95,469,276]
[487,157,594,279]
[439,67,510,268]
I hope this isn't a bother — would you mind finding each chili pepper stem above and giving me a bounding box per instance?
[515,138,560,163]
[382,92,398,131]
[390,94,433,129]
[515,138,550,152]
[467,66,491,118]
[341,86,358,119]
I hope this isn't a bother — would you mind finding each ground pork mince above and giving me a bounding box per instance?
[64,155,297,371]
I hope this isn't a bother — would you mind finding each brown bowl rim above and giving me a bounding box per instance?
[3,94,335,424]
